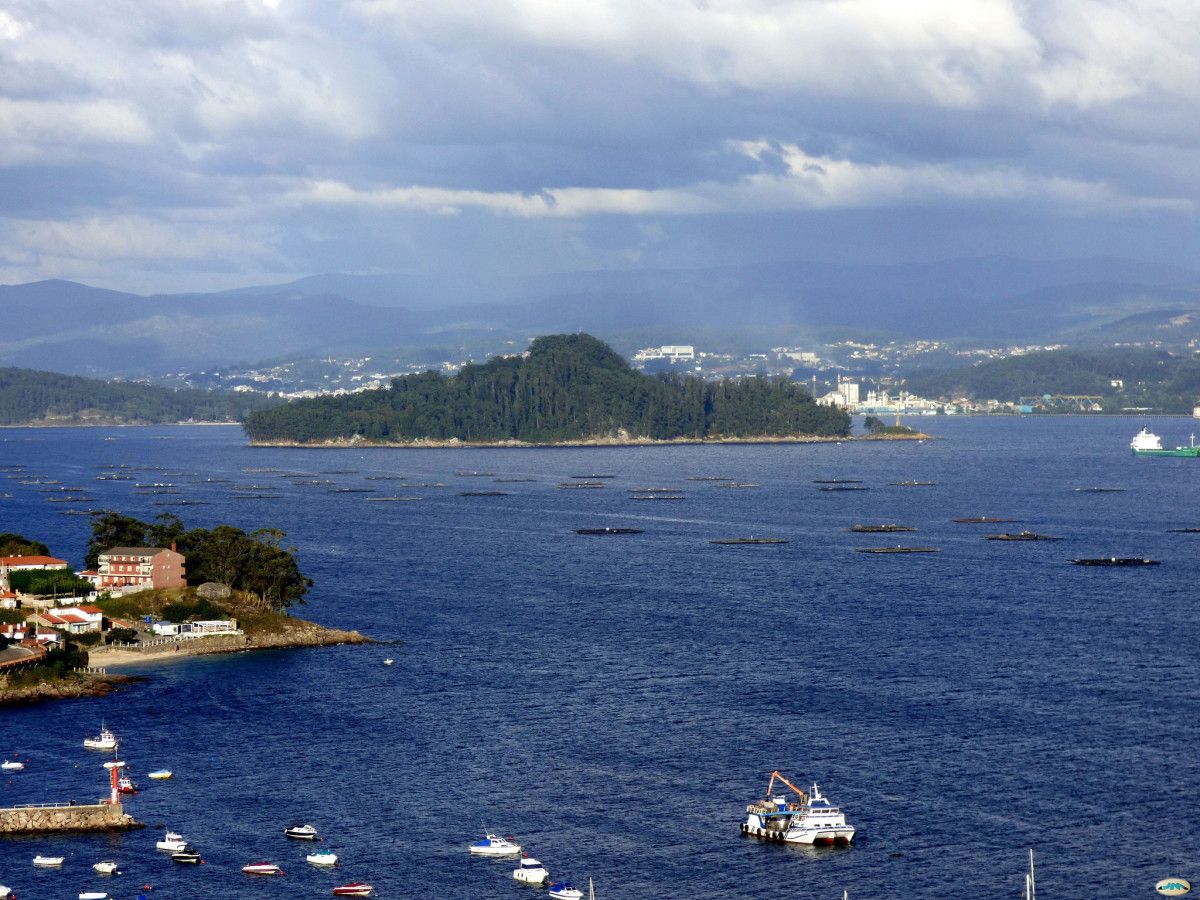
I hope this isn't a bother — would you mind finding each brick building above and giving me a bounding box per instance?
[97,547,186,591]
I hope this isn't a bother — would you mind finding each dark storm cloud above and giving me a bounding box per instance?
[0,0,1196,292]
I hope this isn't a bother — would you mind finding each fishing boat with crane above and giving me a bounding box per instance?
[741,770,856,845]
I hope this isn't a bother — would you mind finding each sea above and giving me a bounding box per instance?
[0,416,1198,899]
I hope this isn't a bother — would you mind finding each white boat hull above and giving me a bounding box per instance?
[33,856,64,866]
[157,840,187,851]
[784,825,856,844]
[470,845,522,856]
[308,853,339,866]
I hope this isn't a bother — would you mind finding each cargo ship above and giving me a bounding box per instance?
[741,771,855,845]
[1130,427,1200,457]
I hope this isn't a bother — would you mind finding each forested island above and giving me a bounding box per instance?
[243,333,851,445]
[905,348,1200,413]
[0,367,277,426]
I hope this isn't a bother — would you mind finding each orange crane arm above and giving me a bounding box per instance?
[765,770,809,805]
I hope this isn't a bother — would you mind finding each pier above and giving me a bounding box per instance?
[0,800,142,835]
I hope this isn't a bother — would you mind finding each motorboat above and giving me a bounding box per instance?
[513,857,550,884]
[384,658,394,666]
[147,769,173,780]
[79,893,112,900]
[549,881,584,899]
[33,854,65,866]
[117,774,138,794]
[468,833,522,856]
[1,760,24,771]
[84,724,118,751]
[242,862,283,876]
[742,771,855,845]
[0,888,11,900]
[102,760,125,770]
[156,831,188,851]
[308,849,339,866]
[332,885,374,897]
[285,823,319,839]
[172,847,202,864]
[93,861,120,874]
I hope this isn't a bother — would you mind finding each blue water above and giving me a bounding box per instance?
[1,418,1198,899]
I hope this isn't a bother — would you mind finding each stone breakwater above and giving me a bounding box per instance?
[0,801,142,835]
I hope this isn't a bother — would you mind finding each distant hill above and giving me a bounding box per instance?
[242,333,850,444]
[905,349,1200,413]
[0,367,278,426]
[4,256,1200,377]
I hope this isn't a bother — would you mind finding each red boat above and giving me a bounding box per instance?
[333,884,374,897]
[117,775,138,794]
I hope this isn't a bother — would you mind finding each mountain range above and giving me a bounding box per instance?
[3,256,1200,377]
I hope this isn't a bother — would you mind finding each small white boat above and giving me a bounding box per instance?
[332,884,374,897]
[0,885,12,900]
[84,724,118,751]
[93,861,119,874]
[242,862,283,876]
[156,831,188,851]
[284,823,319,840]
[513,857,549,885]
[79,893,111,900]
[383,658,394,666]
[147,769,173,780]
[549,881,584,899]
[33,854,65,866]
[102,760,125,770]
[1,760,24,771]
[469,832,522,856]
[307,849,339,866]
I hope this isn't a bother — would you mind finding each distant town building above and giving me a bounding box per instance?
[97,547,186,592]
[28,605,104,635]
[634,345,696,363]
[0,555,69,589]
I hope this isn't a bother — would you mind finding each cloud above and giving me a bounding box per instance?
[286,142,1190,218]
[0,0,1198,292]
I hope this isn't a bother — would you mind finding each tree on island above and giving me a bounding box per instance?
[0,532,50,557]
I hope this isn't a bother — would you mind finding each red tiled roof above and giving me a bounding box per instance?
[76,605,103,614]
[57,614,87,624]
[0,555,68,567]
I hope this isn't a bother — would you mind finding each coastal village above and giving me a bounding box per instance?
[0,546,241,676]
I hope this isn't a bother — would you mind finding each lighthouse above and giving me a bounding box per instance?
[104,759,125,805]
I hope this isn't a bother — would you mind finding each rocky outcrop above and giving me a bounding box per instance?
[196,582,232,600]
[0,801,142,834]
[0,675,135,706]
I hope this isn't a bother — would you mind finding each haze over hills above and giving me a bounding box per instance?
[4,256,1200,378]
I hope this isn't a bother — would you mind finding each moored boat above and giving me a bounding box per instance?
[242,862,283,876]
[984,532,1062,541]
[147,769,173,780]
[469,833,522,856]
[84,724,118,751]
[575,527,643,535]
[1071,557,1159,566]
[117,774,138,794]
[78,893,112,900]
[549,881,584,900]
[156,831,188,851]
[333,884,374,897]
[856,546,939,554]
[741,771,855,845]
[93,861,119,874]
[172,847,202,864]
[33,854,65,866]
[848,524,915,533]
[308,849,339,866]
[709,538,788,545]
[513,856,550,884]
[1,760,24,771]
[285,823,319,840]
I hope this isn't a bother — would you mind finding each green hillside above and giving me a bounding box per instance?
[243,333,850,443]
[905,348,1200,413]
[0,367,278,425]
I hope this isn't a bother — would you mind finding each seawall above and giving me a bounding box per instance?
[0,801,142,835]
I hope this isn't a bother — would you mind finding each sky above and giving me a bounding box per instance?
[1,0,1198,295]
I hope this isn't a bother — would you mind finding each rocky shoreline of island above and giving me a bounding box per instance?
[249,431,931,449]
